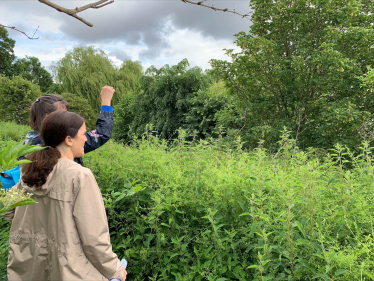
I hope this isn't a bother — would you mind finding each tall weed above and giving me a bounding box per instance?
[1,131,374,280]
[82,132,374,280]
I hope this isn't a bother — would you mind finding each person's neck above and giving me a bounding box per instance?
[56,146,74,161]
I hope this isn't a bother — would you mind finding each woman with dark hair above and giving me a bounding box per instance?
[2,111,127,281]
[25,86,115,166]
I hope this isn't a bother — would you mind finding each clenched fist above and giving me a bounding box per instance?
[100,85,115,106]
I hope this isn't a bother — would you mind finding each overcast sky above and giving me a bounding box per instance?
[1,0,251,72]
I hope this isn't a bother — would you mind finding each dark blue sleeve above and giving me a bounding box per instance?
[83,110,113,154]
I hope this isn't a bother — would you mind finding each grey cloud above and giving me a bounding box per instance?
[109,49,131,61]
[2,0,251,60]
[57,0,251,59]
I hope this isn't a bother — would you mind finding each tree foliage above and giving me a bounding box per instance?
[129,59,211,139]
[0,27,15,77]
[61,92,97,131]
[112,91,137,143]
[211,0,374,150]
[51,46,142,110]
[184,81,231,140]
[12,56,53,92]
[0,76,42,125]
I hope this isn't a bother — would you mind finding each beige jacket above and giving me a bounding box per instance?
[2,158,124,281]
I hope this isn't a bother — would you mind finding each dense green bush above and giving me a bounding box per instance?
[114,80,230,143]
[0,219,9,281]
[129,59,211,139]
[113,91,137,143]
[184,81,230,140]
[0,122,30,142]
[86,134,374,280]
[0,140,16,281]
[0,76,42,125]
[2,131,374,280]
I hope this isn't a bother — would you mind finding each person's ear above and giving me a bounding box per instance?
[64,136,74,147]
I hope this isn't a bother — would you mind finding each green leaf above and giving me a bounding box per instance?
[312,273,329,280]
[0,201,4,210]
[294,221,306,238]
[161,223,170,228]
[9,198,37,209]
[312,254,326,260]
[115,194,126,202]
[334,269,348,276]
[239,212,250,217]
[133,186,143,192]
[297,239,313,248]
[365,272,374,280]
[247,265,258,269]
[19,145,46,156]
[13,159,34,166]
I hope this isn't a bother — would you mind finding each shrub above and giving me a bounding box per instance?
[0,76,42,125]
[130,59,211,139]
[0,122,30,142]
[84,134,373,280]
[0,140,16,281]
[113,91,137,143]
[2,132,374,280]
[184,81,230,140]
[0,219,9,281]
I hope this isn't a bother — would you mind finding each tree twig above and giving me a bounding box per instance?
[0,24,40,39]
[180,0,252,20]
[38,0,114,27]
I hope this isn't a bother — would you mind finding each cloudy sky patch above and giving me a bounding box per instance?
[1,0,251,72]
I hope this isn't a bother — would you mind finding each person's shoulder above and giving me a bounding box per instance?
[58,159,93,177]
[58,160,96,191]
[24,130,42,145]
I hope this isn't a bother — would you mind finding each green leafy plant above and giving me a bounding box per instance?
[0,75,42,125]
[0,142,45,215]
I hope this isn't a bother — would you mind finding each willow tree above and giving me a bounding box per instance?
[51,46,142,110]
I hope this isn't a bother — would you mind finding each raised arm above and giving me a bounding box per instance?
[84,86,115,154]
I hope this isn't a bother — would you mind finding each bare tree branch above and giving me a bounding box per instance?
[38,0,114,27]
[0,24,40,40]
[180,0,252,20]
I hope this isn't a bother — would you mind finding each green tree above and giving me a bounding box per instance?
[12,56,53,92]
[185,81,230,139]
[51,46,142,110]
[0,76,42,125]
[0,27,15,77]
[130,59,211,139]
[61,93,97,131]
[211,0,374,150]
[112,91,137,143]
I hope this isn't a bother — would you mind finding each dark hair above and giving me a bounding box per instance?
[30,94,69,131]
[22,111,84,188]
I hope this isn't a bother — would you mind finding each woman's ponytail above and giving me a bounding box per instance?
[22,146,60,188]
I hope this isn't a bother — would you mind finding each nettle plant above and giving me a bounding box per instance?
[0,142,44,214]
